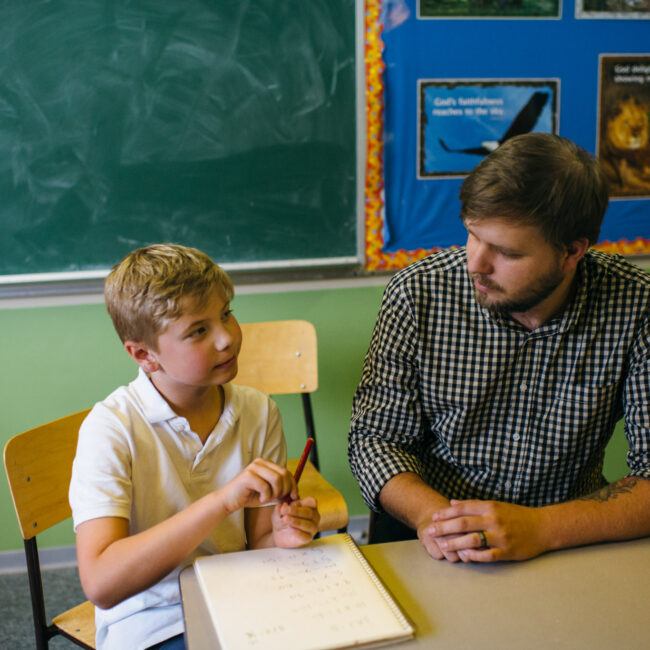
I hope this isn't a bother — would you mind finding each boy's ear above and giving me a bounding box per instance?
[124,340,160,373]
[562,237,589,272]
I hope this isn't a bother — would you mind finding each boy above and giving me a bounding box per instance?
[69,244,320,650]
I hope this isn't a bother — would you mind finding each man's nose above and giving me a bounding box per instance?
[467,244,492,276]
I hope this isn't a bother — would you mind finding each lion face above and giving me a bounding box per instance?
[606,97,649,151]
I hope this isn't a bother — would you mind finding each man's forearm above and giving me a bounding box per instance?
[379,472,451,529]
[379,472,467,561]
[383,474,650,563]
[539,476,650,552]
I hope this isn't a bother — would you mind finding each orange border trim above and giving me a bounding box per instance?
[363,0,449,270]
[593,238,650,256]
[363,0,386,270]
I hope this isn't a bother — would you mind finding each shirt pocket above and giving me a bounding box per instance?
[536,382,619,466]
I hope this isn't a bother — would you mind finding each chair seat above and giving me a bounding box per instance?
[52,599,96,648]
[287,458,349,532]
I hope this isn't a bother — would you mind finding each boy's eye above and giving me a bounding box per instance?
[222,309,233,321]
[190,326,207,337]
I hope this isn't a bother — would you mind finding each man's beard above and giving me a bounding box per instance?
[472,266,565,317]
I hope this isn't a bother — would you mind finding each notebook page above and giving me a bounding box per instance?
[193,533,414,650]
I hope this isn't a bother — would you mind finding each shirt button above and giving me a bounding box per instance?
[512,433,520,442]
[520,382,528,391]
[504,481,512,489]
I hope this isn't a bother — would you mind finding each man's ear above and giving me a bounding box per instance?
[562,238,589,272]
[124,340,160,373]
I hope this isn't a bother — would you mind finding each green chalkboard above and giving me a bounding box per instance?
[0,0,357,279]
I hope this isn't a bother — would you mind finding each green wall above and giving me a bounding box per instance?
[0,284,385,552]
[0,282,631,553]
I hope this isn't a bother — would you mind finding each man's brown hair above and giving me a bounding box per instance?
[459,133,609,248]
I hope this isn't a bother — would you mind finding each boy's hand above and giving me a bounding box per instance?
[272,497,320,548]
[220,459,296,514]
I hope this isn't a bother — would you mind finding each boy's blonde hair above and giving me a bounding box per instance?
[104,243,234,348]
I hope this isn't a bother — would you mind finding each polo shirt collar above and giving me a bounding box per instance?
[130,368,239,439]
[131,367,178,424]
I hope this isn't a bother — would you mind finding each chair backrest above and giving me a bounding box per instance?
[234,320,318,395]
[233,320,320,467]
[4,409,91,540]
[5,409,96,649]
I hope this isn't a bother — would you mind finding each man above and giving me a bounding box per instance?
[348,133,650,563]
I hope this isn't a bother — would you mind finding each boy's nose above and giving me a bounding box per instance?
[213,326,233,350]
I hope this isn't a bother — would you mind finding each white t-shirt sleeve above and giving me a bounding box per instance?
[69,404,134,530]
[261,397,287,466]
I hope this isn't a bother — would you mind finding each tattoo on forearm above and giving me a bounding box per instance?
[579,477,640,503]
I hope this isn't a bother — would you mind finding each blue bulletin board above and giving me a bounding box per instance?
[363,0,650,270]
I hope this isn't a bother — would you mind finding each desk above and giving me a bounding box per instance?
[180,537,650,649]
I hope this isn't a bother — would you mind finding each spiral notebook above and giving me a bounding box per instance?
[193,533,415,650]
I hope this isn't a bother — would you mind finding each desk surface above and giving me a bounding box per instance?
[180,536,650,650]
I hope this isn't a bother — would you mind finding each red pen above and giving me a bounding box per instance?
[283,437,314,503]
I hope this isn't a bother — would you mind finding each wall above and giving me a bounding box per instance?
[0,281,632,553]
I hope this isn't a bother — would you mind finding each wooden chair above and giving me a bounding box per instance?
[4,409,96,649]
[235,320,349,533]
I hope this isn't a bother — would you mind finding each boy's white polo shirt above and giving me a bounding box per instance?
[69,368,286,650]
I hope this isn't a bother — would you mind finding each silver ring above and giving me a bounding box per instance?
[477,530,488,549]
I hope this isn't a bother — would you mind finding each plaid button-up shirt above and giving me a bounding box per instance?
[349,248,650,511]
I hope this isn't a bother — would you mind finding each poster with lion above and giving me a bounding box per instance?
[597,54,650,198]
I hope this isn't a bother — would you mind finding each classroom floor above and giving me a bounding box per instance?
[0,565,85,649]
